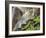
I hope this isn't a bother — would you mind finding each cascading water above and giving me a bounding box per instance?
[13,7,35,31]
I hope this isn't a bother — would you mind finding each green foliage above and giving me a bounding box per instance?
[21,16,40,31]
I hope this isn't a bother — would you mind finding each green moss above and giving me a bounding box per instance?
[21,16,40,31]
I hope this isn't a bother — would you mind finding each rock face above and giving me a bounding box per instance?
[12,7,40,31]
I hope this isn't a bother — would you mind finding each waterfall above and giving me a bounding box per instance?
[13,8,34,31]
